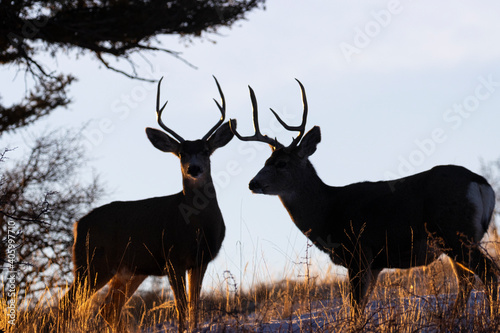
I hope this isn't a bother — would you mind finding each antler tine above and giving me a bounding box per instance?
[269,79,308,147]
[156,77,185,143]
[201,76,226,141]
[230,86,283,149]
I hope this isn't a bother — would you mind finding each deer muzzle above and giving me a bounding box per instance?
[187,165,203,178]
[249,179,265,194]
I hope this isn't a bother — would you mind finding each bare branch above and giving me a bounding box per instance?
[95,53,155,83]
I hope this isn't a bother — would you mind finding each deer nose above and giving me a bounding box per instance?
[249,179,263,193]
[187,165,202,177]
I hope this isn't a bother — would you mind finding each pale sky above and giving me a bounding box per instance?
[2,0,500,292]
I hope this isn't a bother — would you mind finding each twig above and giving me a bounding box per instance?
[95,53,155,82]
[0,211,50,225]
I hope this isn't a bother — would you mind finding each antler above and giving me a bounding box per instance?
[202,76,226,141]
[229,86,283,149]
[156,77,185,143]
[269,79,308,148]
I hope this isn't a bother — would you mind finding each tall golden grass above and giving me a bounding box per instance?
[1,231,499,332]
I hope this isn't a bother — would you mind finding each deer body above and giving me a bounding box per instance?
[271,164,494,270]
[231,80,498,315]
[61,77,233,330]
[73,190,225,278]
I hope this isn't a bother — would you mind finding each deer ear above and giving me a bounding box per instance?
[208,122,234,153]
[297,126,321,158]
[146,128,180,154]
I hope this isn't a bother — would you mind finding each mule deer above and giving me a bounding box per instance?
[229,80,498,315]
[61,77,234,330]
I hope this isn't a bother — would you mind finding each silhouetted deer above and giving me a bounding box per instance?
[61,77,234,330]
[230,80,498,316]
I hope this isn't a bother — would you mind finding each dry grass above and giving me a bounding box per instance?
[2,263,499,332]
[2,233,500,332]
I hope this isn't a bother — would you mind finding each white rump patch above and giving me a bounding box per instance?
[480,183,496,225]
[467,182,496,238]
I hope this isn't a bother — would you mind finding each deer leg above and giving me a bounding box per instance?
[347,242,378,319]
[349,268,364,318]
[100,269,147,326]
[60,264,113,312]
[167,267,188,332]
[449,259,474,311]
[467,247,498,313]
[452,242,499,315]
[348,265,378,318]
[187,263,208,330]
[363,268,381,302]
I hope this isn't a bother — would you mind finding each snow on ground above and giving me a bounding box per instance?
[144,291,489,332]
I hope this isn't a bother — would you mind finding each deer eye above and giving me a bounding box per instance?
[275,160,287,169]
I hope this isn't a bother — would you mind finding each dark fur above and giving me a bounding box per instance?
[61,122,233,329]
[250,126,498,314]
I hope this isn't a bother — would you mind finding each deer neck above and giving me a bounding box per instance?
[278,163,331,233]
[182,175,218,207]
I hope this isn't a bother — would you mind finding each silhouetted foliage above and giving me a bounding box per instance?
[0,0,265,133]
[0,130,104,297]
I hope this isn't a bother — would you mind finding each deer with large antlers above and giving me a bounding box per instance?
[229,80,498,316]
[60,77,234,330]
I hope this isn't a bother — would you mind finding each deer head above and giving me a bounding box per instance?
[229,79,320,195]
[146,77,234,186]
